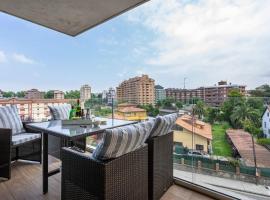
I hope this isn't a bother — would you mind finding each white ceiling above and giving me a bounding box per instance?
[0,0,149,36]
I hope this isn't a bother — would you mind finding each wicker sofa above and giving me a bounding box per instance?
[0,106,42,180]
[147,113,178,200]
[61,120,154,200]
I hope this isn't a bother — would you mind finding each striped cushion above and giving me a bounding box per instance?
[93,120,155,160]
[149,113,178,138]
[12,133,41,146]
[48,104,71,120]
[0,105,25,135]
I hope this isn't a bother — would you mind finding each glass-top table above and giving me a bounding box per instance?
[25,117,136,194]
[26,117,136,139]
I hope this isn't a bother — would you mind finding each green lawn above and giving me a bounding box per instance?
[212,123,232,157]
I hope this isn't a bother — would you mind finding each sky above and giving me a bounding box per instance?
[0,0,270,93]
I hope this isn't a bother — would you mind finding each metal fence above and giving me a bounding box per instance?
[173,154,270,178]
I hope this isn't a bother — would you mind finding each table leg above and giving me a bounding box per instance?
[43,132,48,194]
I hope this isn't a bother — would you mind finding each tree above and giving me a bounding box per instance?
[230,102,261,129]
[44,90,54,99]
[138,104,159,117]
[84,98,102,109]
[205,107,221,124]
[221,90,244,123]
[16,91,25,98]
[175,101,183,109]
[162,98,174,108]
[250,84,270,97]
[246,98,264,112]
[65,90,80,99]
[3,91,15,98]
[156,100,163,108]
[193,100,205,119]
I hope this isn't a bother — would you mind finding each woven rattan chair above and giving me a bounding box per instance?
[61,145,148,200]
[0,123,42,180]
[61,120,154,200]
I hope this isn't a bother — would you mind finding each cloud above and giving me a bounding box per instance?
[127,0,270,88]
[0,50,7,63]
[12,53,36,64]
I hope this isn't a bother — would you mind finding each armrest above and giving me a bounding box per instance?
[0,128,12,144]
[61,147,105,192]
[0,128,12,166]
[22,121,40,133]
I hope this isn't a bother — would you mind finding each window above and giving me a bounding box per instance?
[195,144,204,151]
[265,122,267,128]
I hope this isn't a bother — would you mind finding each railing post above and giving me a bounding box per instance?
[198,160,201,171]
[236,166,240,175]
[181,158,184,165]
[216,163,219,172]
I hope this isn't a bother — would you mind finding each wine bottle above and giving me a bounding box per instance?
[76,99,81,117]
[86,108,90,119]
[81,109,85,119]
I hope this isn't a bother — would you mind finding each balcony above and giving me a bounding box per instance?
[0,156,214,200]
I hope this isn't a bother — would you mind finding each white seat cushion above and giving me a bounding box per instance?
[0,105,25,135]
[12,133,41,146]
[48,104,71,120]
[149,113,178,138]
[93,120,155,160]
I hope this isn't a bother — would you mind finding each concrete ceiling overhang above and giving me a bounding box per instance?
[0,0,149,36]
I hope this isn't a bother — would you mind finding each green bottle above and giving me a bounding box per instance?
[69,105,76,119]
[75,99,81,117]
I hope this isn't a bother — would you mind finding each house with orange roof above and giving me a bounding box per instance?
[115,106,147,121]
[173,114,213,153]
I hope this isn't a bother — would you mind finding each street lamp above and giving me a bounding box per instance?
[109,89,116,120]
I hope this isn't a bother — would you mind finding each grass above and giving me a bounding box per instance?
[212,122,232,157]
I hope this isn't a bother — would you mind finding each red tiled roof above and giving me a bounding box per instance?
[175,114,212,140]
[226,129,270,167]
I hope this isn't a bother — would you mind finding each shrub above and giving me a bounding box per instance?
[257,138,270,145]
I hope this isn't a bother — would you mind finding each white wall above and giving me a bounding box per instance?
[262,109,270,138]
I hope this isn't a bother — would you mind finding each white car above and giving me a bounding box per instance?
[187,150,210,158]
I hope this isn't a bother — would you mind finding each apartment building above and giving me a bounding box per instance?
[80,84,91,101]
[54,90,65,99]
[0,98,75,121]
[117,75,155,105]
[166,81,246,107]
[166,88,204,104]
[25,89,45,99]
[107,87,116,105]
[203,81,246,106]
[155,85,166,103]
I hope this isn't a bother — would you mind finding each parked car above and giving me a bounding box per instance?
[187,150,210,158]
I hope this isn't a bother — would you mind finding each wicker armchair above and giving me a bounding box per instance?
[0,125,42,179]
[61,145,148,200]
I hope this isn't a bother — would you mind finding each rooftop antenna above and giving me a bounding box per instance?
[184,77,187,89]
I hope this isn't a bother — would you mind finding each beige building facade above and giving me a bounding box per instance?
[25,89,45,99]
[0,98,75,121]
[54,90,65,99]
[117,75,155,105]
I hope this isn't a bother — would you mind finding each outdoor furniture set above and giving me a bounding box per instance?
[0,104,177,200]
